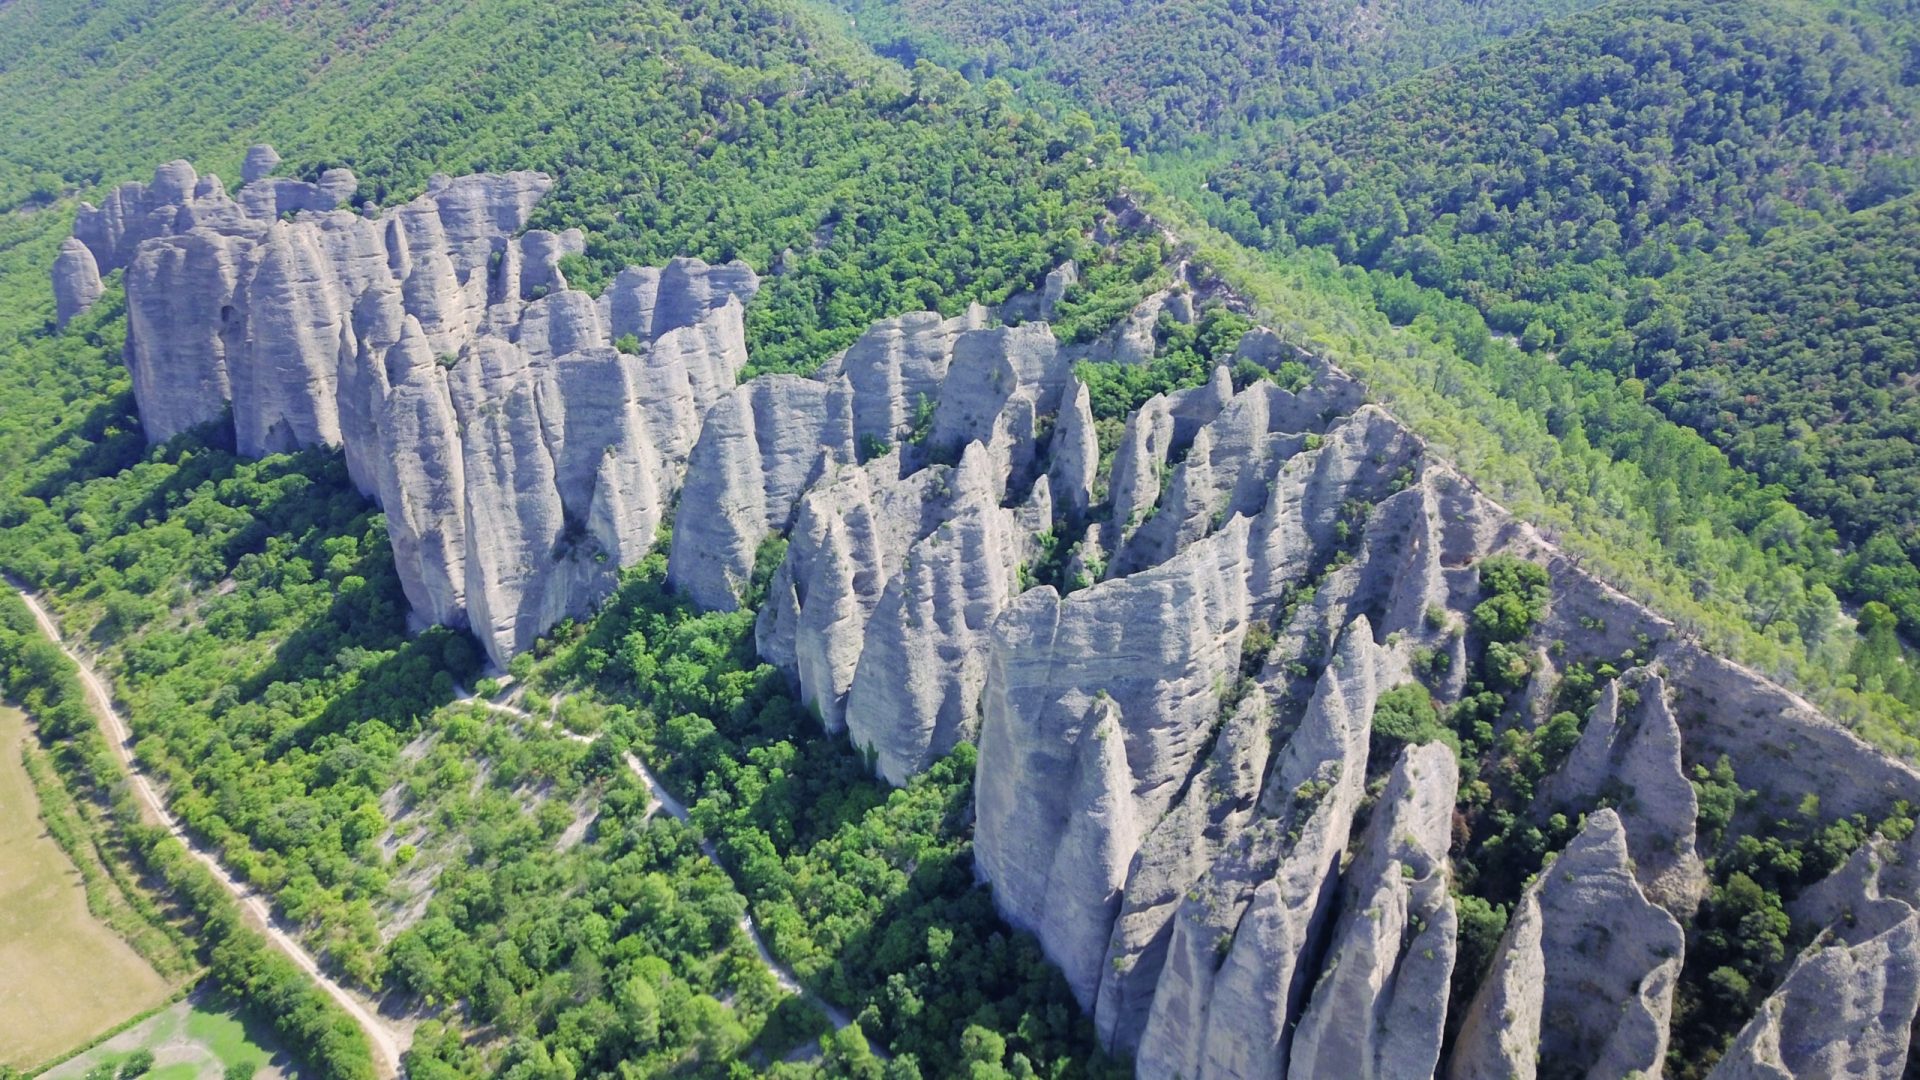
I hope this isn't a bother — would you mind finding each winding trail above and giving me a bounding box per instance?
[14,586,409,1080]
[457,690,862,1035]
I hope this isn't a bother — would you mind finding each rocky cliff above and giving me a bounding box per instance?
[69,153,1920,1076]
[60,151,756,666]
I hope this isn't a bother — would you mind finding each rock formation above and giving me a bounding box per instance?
[1715,829,1920,1079]
[73,151,1920,1073]
[1538,671,1707,912]
[1287,742,1458,1080]
[61,150,756,665]
[53,238,103,328]
[1449,809,1683,1080]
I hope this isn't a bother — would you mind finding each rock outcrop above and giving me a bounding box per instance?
[1718,830,1920,1079]
[1711,905,1920,1080]
[1449,809,1684,1080]
[62,150,756,665]
[1287,741,1458,1080]
[975,520,1259,1008]
[838,443,1027,781]
[53,238,104,328]
[1538,671,1707,912]
[666,375,855,611]
[77,151,1920,1075]
[1128,618,1384,1080]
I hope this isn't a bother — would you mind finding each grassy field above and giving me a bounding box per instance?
[39,995,295,1080]
[0,704,172,1070]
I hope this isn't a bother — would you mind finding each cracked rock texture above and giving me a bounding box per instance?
[1287,741,1458,1080]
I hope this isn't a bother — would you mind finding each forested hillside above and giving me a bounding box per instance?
[1199,0,1920,637]
[817,0,1603,146]
[1209,0,1920,350]
[1631,195,1920,636]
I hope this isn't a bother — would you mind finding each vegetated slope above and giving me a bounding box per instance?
[1633,194,1920,639]
[0,1,1137,1075]
[1204,0,1920,645]
[1211,0,1920,356]
[808,0,1920,736]
[818,0,1603,146]
[0,0,1119,431]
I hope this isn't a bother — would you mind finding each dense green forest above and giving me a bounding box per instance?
[0,588,380,1080]
[1196,0,1920,630]
[1209,0,1920,348]
[816,0,1605,148]
[1633,195,1920,638]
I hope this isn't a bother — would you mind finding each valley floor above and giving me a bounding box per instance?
[0,702,171,1070]
[12,588,409,1079]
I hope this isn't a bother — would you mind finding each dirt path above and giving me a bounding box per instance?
[457,690,862,1034]
[15,587,409,1080]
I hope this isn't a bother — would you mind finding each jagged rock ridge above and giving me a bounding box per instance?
[71,154,1920,1076]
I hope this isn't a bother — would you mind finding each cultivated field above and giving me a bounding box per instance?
[0,704,172,1069]
[40,996,294,1080]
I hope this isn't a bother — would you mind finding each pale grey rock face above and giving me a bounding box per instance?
[1449,809,1684,1080]
[928,322,1072,482]
[1048,379,1100,522]
[73,148,759,666]
[123,229,248,439]
[1538,672,1706,913]
[241,144,282,183]
[737,310,1092,769]
[755,452,941,730]
[975,520,1257,1009]
[842,444,1025,781]
[1711,903,1920,1080]
[666,375,856,611]
[1107,395,1176,547]
[1246,405,1420,603]
[1089,286,1193,365]
[1106,371,1388,580]
[813,306,985,450]
[1288,741,1458,1080]
[1728,829,1920,1080]
[1041,261,1077,320]
[368,318,469,631]
[1092,688,1276,1052]
[1133,618,1386,1080]
[53,238,104,329]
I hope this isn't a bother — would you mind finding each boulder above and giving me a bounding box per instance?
[52,238,104,328]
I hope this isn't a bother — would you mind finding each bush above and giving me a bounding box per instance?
[1369,683,1455,763]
